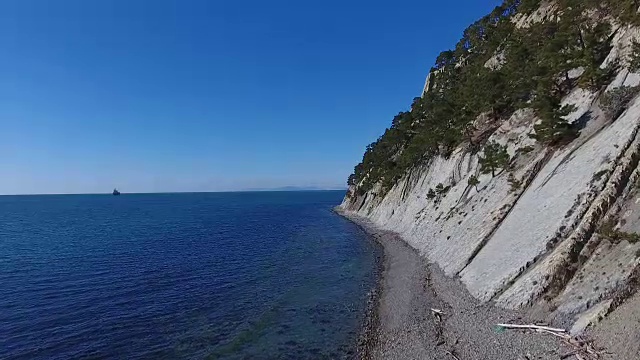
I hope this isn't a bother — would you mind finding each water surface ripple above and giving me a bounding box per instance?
[0,191,378,359]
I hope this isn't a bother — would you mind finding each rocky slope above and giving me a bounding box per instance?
[340,4,640,335]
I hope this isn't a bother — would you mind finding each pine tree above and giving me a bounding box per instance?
[578,22,614,90]
[531,79,578,145]
[468,175,480,191]
[630,41,640,72]
[479,142,510,177]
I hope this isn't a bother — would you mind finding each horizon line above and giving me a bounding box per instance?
[0,189,348,196]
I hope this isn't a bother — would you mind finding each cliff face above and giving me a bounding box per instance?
[341,6,640,332]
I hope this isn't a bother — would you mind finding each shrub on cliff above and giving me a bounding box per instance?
[347,173,357,186]
[600,86,640,120]
[600,218,640,244]
[435,183,450,195]
[507,173,522,192]
[579,63,617,91]
[468,175,480,191]
[426,188,437,200]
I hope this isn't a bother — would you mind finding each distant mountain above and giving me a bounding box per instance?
[245,186,347,192]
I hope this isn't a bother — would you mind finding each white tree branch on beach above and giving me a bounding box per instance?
[496,323,601,360]
[496,323,566,333]
[444,349,460,360]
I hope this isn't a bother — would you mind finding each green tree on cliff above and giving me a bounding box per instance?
[479,142,510,177]
[531,78,578,145]
[468,175,480,191]
[578,22,615,90]
[347,0,634,196]
[427,188,437,200]
[630,41,640,71]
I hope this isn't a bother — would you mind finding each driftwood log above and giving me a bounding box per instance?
[496,323,601,360]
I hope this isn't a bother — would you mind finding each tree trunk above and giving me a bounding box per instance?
[578,28,586,51]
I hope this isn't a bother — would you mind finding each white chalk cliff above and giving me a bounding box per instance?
[340,5,640,333]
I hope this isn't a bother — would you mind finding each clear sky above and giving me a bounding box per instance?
[1,0,502,194]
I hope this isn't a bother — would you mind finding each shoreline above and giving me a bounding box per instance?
[354,227,383,360]
[337,209,567,360]
[335,207,384,359]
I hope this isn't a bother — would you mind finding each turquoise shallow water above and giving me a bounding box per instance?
[0,191,379,359]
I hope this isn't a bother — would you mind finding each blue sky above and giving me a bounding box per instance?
[1,0,501,194]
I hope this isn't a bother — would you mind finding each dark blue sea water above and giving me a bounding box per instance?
[0,191,379,359]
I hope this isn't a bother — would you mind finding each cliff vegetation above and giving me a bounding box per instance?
[349,0,640,195]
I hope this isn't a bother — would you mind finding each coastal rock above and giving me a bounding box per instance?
[340,5,640,339]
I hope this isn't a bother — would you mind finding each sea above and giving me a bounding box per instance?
[0,191,379,359]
